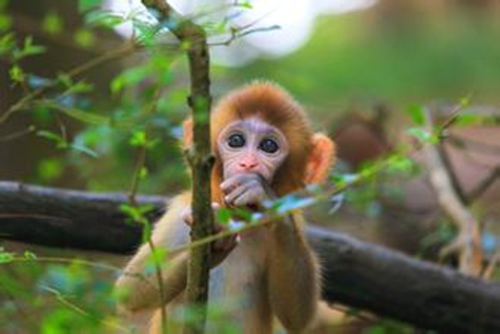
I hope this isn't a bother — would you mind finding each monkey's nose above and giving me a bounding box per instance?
[239,162,258,170]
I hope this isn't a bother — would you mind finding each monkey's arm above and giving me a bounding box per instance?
[115,194,191,313]
[267,214,319,332]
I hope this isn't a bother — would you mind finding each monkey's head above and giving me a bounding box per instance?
[184,82,335,204]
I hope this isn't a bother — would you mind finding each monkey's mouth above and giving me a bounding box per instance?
[246,204,259,211]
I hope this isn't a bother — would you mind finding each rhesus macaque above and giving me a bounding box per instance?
[115,82,335,333]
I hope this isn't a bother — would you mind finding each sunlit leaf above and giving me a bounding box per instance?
[130,130,147,147]
[9,64,25,83]
[37,158,64,182]
[78,0,102,13]
[0,32,15,55]
[23,250,37,260]
[406,127,437,144]
[85,9,124,27]
[41,101,109,125]
[408,105,425,126]
[42,11,64,35]
[74,29,95,48]
[217,208,231,225]
[0,251,14,264]
[274,194,316,214]
[0,13,11,31]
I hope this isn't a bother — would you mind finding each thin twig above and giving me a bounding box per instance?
[482,247,500,280]
[41,285,129,332]
[0,44,137,125]
[423,107,483,276]
[0,125,36,142]
[466,166,500,205]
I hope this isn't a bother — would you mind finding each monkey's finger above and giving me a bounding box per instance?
[224,181,257,205]
[233,187,264,207]
[220,173,256,193]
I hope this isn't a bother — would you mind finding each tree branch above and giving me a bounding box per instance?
[1,181,500,333]
[423,108,483,276]
[140,2,214,332]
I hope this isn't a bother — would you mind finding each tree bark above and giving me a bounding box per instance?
[1,181,500,333]
[141,2,214,332]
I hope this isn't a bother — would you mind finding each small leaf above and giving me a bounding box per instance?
[139,167,148,179]
[0,251,15,264]
[41,101,109,125]
[9,64,25,83]
[23,250,37,260]
[37,158,64,182]
[217,208,231,225]
[42,11,64,35]
[69,143,99,158]
[74,29,95,48]
[85,10,124,27]
[0,33,16,56]
[408,105,425,126]
[0,13,12,31]
[130,131,147,147]
[37,130,64,143]
[78,0,102,13]
[406,127,437,144]
[57,73,73,88]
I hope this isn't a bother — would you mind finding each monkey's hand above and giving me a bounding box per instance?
[182,203,239,268]
[221,172,276,209]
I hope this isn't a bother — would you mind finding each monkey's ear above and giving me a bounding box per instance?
[182,118,193,149]
[304,134,335,184]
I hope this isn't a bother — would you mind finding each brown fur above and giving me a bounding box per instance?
[116,82,336,333]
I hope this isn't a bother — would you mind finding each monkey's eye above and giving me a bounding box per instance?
[227,134,245,148]
[259,138,279,154]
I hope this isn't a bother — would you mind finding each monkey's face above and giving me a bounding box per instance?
[217,117,289,183]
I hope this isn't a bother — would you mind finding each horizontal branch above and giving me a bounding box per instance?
[1,181,500,333]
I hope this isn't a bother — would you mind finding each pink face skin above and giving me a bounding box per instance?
[217,118,289,183]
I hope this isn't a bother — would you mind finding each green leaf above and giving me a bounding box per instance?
[0,33,15,56]
[57,73,73,88]
[386,155,414,173]
[0,0,8,11]
[0,13,12,31]
[78,0,102,13]
[37,130,64,143]
[406,127,437,144]
[23,250,37,260]
[139,167,148,179]
[111,65,151,94]
[130,131,147,147]
[70,143,99,158]
[74,29,95,48]
[20,36,46,58]
[238,1,253,9]
[70,80,94,94]
[37,158,64,182]
[42,11,64,35]
[408,105,425,126]
[42,102,109,125]
[85,10,124,27]
[9,64,25,83]
[0,251,15,264]
[217,208,231,225]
